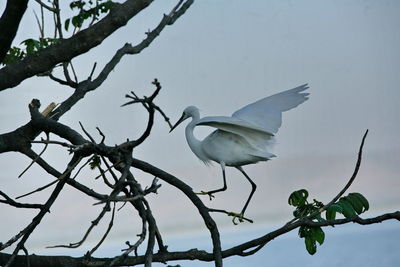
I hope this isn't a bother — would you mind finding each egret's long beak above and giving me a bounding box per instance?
[169,114,185,133]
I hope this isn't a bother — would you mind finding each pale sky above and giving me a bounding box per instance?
[1,0,399,259]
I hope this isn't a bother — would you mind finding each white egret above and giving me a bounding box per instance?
[170,84,309,220]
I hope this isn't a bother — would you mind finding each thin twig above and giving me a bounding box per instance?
[93,195,143,205]
[62,62,77,87]
[0,191,43,209]
[87,203,116,256]
[31,138,74,148]
[93,160,122,181]
[109,216,147,266]
[16,179,55,199]
[19,133,50,178]
[88,62,97,80]
[70,61,79,83]
[95,165,115,188]
[96,127,106,143]
[16,155,85,199]
[286,130,369,226]
[48,73,76,87]
[314,129,369,214]
[3,156,82,265]
[71,156,93,179]
[47,203,111,249]
[34,0,58,12]
[79,121,96,143]
[208,208,254,224]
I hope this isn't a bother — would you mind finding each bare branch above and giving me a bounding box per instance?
[311,130,369,217]
[2,155,83,266]
[87,1,194,92]
[87,203,116,256]
[47,202,111,249]
[0,191,43,209]
[285,130,369,226]
[34,0,58,13]
[0,0,29,63]
[2,212,398,267]
[0,0,194,91]
[109,216,147,266]
[208,208,253,224]
[19,132,50,178]
[16,179,58,200]
[130,157,223,266]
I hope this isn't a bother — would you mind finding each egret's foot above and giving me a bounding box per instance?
[227,211,254,225]
[195,191,215,201]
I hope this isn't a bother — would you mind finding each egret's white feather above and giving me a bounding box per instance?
[169,84,310,216]
[232,84,309,134]
[196,116,274,150]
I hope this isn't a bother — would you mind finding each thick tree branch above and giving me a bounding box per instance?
[130,158,223,267]
[0,0,195,91]
[0,211,398,267]
[0,0,154,90]
[0,0,29,63]
[87,0,194,92]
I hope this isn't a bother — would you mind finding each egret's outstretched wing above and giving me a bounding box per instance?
[196,116,274,150]
[232,84,309,134]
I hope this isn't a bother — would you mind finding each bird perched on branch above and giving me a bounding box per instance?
[170,84,309,222]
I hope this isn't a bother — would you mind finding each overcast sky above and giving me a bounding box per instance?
[1,0,399,258]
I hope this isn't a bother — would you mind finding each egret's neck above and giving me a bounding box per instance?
[185,119,208,162]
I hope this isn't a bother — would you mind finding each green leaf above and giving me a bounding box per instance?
[298,225,308,238]
[311,227,325,245]
[89,155,101,169]
[349,192,369,212]
[21,39,36,55]
[305,237,317,255]
[101,1,116,13]
[345,194,364,214]
[326,203,342,220]
[288,189,309,207]
[315,213,325,222]
[337,198,357,218]
[33,39,42,50]
[2,47,25,65]
[299,226,325,255]
[72,15,84,28]
[70,1,85,10]
[65,18,71,31]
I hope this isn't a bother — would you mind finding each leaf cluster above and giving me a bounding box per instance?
[1,0,116,66]
[2,38,59,65]
[65,0,116,31]
[326,193,369,220]
[89,154,101,169]
[288,189,369,255]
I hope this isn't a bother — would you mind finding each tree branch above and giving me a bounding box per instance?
[0,190,43,209]
[0,0,154,90]
[0,211,398,267]
[0,0,29,63]
[1,155,82,266]
[130,157,223,267]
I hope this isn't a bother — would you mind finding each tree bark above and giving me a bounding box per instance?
[0,0,29,63]
[0,0,153,91]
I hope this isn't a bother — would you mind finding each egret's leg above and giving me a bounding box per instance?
[206,162,228,194]
[197,162,227,200]
[236,166,257,216]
